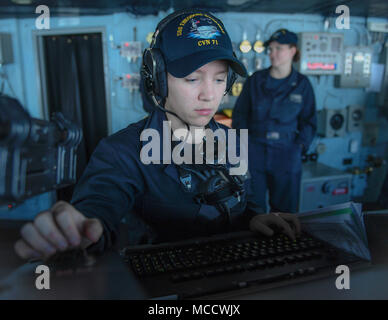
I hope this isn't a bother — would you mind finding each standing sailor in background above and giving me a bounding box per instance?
[232,29,317,213]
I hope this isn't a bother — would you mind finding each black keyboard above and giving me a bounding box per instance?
[121,231,364,288]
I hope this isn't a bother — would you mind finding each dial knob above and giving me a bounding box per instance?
[322,182,333,194]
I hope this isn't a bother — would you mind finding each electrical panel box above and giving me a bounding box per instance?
[120,41,142,62]
[367,22,388,33]
[336,47,372,88]
[299,162,352,212]
[346,105,364,132]
[121,73,140,92]
[317,108,347,137]
[0,33,13,65]
[297,32,343,75]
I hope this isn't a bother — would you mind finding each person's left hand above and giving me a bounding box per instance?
[249,213,301,241]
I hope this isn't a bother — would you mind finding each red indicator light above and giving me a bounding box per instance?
[306,186,315,192]
[125,42,129,47]
[126,74,131,79]
[307,62,336,70]
[332,188,348,195]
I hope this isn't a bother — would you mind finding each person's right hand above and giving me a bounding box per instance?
[14,201,103,260]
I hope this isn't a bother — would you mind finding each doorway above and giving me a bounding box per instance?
[36,29,111,202]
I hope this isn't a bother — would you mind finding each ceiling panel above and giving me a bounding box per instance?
[0,0,387,18]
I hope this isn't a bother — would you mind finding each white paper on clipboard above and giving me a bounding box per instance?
[297,202,371,261]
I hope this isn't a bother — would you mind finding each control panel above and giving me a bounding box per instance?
[299,163,352,212]
[120,41,142,63]
[120,73,140,92]
[297,32,344,75]
[337,46,372,88]
[346,105,364,132]
[317,108,347,137]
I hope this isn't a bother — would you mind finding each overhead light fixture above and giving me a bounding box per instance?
[11,0,33,4]
[227,0,250,6]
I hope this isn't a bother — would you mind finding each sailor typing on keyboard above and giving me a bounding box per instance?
[14,9,301,261]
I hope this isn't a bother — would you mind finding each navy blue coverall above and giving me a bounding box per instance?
[232,67,317,213]
[71,109,262,252]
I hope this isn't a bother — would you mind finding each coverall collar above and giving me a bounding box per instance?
[140,108,221,183]
[262,67,298,95]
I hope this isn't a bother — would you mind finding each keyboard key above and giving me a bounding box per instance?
[234,264,244,271]
[182,273,191,280]
[297,268,305,276]
[295,254,305,261]
[307,267,316,274]
[311,251,322,258]
[190,271,203,279]
[266,258,275,267]
[274,257,285,265]
[170,274,182,282]
[303,252,313,260]
[245,262,257,270]
[268,249,276,256]
[215,267,225,275]
[225,266,236,273]
[205,269,216,277]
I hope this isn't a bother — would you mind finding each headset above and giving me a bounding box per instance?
[140,8,238,113]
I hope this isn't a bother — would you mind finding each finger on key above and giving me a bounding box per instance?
[34,211,69,251]
[20,222,57,256]
[14,239,42,260]
[272,216,296,241]
[249,216,274,237]
[52,206,81,247]
[280,213,302,236]
[83,219,103,243]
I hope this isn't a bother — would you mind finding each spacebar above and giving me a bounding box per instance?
[180,267,319,299]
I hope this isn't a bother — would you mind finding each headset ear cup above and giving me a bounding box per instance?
[152,48,168,100]
[226,70,237,94]
[225,51,239,94]
[141,49,155,93]
[140,68,155,113]
[141,48,168,100]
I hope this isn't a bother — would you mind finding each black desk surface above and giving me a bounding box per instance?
[1,213,387,300]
